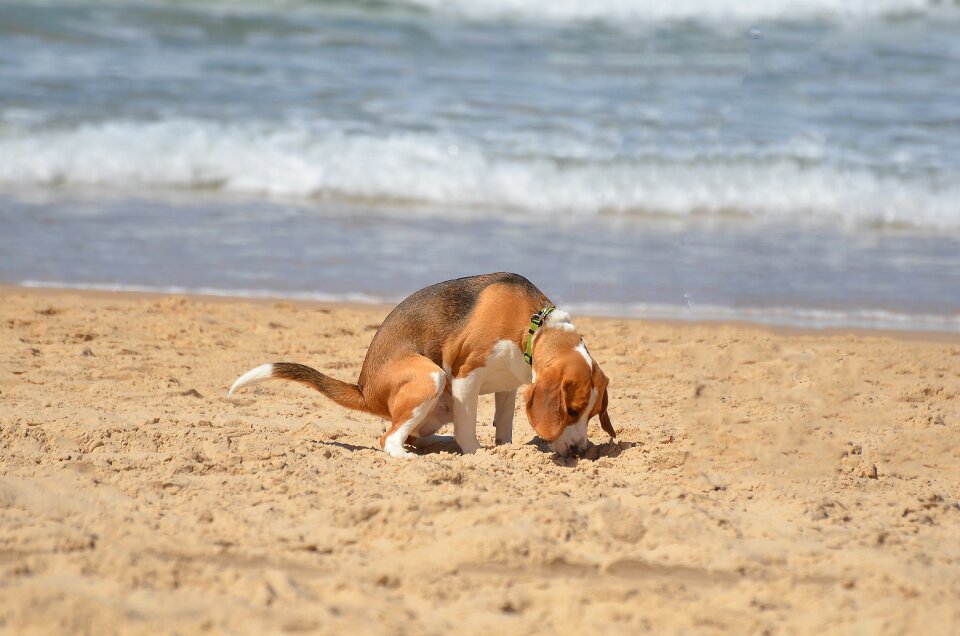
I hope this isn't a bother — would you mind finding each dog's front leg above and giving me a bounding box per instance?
[493,390,515,445]
[451,374,481,454]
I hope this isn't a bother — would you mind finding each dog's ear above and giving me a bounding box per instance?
[599,390,615,439]
[524,367,565,442]
[592,362,616,439]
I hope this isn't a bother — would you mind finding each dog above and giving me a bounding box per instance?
[229,272,615,457]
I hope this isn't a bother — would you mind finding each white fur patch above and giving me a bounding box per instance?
[432,370,446,396]
[545,309,576,331]
[227,363,273,397]
[574,341,592,369]
[384,394,438,458]
[550,419,589,457]
[479,339,532,394]
[549,387,598,456]
[451,371,482,454]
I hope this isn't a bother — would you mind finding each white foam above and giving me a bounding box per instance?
[393,0,949,24]
[41,0,958,23]
[2,119,959,230]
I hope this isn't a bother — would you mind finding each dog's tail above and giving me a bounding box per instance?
[228,362,370,413]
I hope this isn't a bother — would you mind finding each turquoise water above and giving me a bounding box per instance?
[1,1,959,329]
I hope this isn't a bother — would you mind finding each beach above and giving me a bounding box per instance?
[3,0,960,632]
[1,285,958,634]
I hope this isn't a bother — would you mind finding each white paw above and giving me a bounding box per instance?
[457,439,481,455]
[383,440,416,458]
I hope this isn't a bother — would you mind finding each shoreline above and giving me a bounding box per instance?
[3,282,958,345]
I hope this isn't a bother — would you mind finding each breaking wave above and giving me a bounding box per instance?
[1,119,958,230]
[37,0,960,24]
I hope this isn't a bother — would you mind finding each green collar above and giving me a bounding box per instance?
[524,305,556,365]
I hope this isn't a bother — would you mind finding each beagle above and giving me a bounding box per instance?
[229,273,615,457]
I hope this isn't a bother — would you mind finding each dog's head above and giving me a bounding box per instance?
[524,341,614,456]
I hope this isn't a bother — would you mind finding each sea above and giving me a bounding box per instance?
[1,0,959,331]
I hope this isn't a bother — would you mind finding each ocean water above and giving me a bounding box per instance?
[1,0,959,330]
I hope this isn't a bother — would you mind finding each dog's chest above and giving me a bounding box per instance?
[476,339,532,394]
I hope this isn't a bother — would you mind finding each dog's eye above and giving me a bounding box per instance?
[567,408,578,418]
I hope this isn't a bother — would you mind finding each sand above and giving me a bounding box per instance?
[1,286,959,635]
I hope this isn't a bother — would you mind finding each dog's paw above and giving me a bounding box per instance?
[457,440,481,455]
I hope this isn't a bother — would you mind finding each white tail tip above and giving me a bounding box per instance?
[228,363,274,397]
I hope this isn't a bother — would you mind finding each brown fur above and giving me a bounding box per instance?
[271,362,370,413]
[357,274,547,420]
[441,284,540,379]
[378,355,446,447]
[524,366,566,440]
[238,273,614,452]
[523,332,616,441]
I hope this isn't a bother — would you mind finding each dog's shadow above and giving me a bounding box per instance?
[524,436,635,466]
[313,440,375,453]
[411,434,634,466]
[408,435,463,455]
[313,435,635,465]
[311,436,464,455]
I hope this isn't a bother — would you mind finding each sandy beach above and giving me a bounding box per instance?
[1,285,958,635]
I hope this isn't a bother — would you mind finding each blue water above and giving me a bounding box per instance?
[1,0,959,330]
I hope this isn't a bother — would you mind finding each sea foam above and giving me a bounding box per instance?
[39,0,959,24]
[1,119,958,230]
[394,0,951,23]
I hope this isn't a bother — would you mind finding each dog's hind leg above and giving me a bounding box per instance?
[379,356,447,458]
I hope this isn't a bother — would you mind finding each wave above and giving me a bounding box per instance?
[389,0,959,24]
[38,0,958,23]
[1,119,959,230]
[17,280,960,332]
[34,0,960,23]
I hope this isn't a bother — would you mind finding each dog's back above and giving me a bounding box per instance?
[359,273,548,385]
